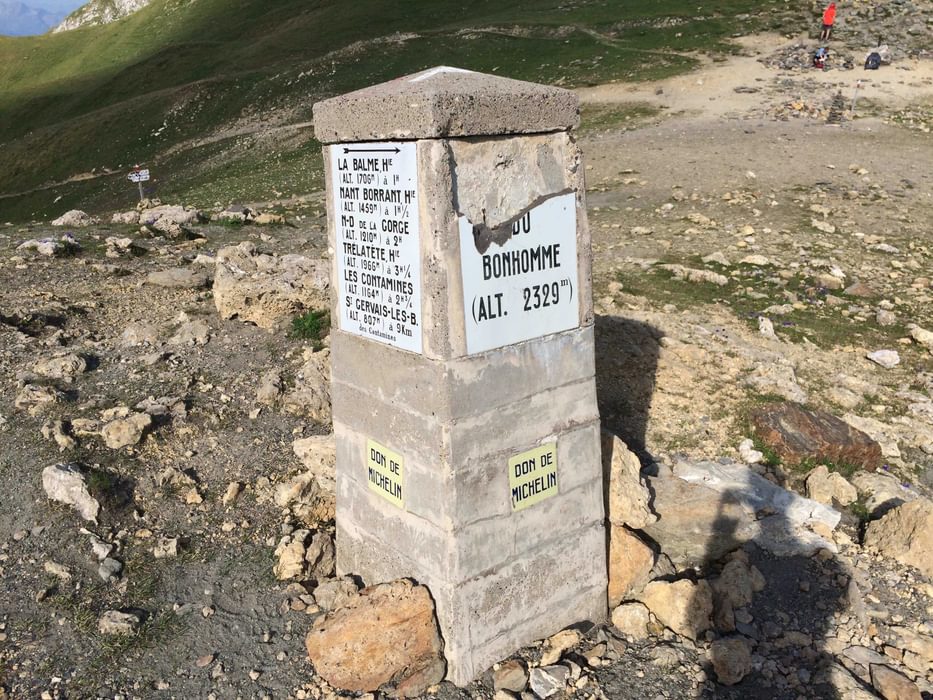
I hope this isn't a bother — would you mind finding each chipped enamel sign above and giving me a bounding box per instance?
[331,141,422,353]
[459,192,578,354]
[367,439,404,509]
[509,442,558,512]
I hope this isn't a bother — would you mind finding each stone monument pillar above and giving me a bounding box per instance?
[314,66,607,685]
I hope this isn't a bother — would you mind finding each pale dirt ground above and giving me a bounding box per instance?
[577,33,933,119]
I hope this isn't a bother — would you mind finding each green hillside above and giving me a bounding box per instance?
[0,0,798,222]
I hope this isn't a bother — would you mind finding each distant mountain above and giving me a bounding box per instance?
[53,0,150,32]
[0,1,61,35]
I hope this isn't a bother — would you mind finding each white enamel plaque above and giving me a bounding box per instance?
[459,192,579,354]
[331,141,422,353]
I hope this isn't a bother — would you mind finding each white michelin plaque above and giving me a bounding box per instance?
[459,192,579,354]
[331,141,422,353]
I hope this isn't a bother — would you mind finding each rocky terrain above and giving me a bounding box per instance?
[51,0,150,33]
[1,6,933,700]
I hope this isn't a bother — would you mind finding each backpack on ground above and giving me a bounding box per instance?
[864,52,881,70]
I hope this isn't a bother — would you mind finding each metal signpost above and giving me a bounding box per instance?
[127,165,150,201]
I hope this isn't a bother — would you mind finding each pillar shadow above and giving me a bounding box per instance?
[698,489,857,699]
[594,314,663,463]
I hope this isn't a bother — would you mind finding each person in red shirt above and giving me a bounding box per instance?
[821,2,837,41]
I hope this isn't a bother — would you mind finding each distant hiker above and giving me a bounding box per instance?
[820,2,836,41]
[813,47,829,69]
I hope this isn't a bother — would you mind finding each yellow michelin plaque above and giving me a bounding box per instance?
[508,442,558,512]
[367,439,404,508]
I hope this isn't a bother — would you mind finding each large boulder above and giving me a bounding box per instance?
[213,242,329,329]
[863,499,933,577]
[608,525,655,606]
[283,350,332,424]
[32,353,87,383]
[751,402,882,471]
[305,579,446,696]
[138,204,202,227]
[870,664,921,700]
[641,460,840,567]
[51,210,98,227]
[850,471,918,518]
[602,432,656,529]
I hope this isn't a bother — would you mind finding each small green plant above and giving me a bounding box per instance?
[849,497,871,526]
[290,309,330,346]
[751,435,782,469]
[86,468,116,495]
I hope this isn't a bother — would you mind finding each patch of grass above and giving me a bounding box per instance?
[579,102,662,134]
[751,436,782,469]
[795,457,861,479]
[290,309,329,346]
[849,497,872,528]
[85,467,116,495]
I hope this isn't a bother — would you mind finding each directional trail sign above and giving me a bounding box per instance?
[127,169,150,183]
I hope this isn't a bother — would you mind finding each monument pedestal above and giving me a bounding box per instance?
[314,66,607,685]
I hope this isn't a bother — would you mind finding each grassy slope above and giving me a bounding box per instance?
[0,0,794,221]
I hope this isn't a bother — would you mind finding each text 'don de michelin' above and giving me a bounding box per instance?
[509,442,559,511]
[367,438,404,509]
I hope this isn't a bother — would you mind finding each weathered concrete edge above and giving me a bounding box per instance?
[314,91,579,143]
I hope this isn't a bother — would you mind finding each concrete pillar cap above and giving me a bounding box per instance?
[313,66,579,143]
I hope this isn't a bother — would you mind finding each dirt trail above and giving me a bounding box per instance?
[577,33,933,119]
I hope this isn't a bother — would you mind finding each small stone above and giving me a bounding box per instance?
[43,561,72,581]
[751,402,881,471]
[101,412,152,449]
[608,525,656,605]
[710,636,752,686]
[611,602,651,640]
[98,610,142,635]
[222,482,242,505]
[311,576,360,612]
[196,654,215,668]
[866,350,900,369]
[540,628,580,665]
[758,316,776,338]
[738,438,763,465]
[909,325,933,352]
[153,537,179,559]
[98,557,123,582]
[876,309,898,327]
[806,465,857,506]
[41,463,100,522]
[602,432,655,529]
[528,666,568,699]
[494,659,529,693]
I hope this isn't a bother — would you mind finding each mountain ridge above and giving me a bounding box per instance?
[53,0,151,32]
